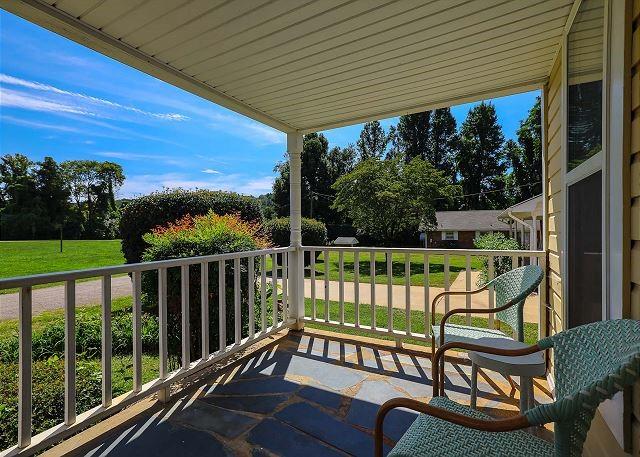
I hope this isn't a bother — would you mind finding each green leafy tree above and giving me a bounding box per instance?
[457,102,508,209]
[356,121,389,161]
[332,157,459,245]
[507,97,542,201]
[273,133,355,226]
[0,154,42,239]
[395,112,431,162]
[34,157,71,234]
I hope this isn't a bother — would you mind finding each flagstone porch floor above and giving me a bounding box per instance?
[69,330,553,457]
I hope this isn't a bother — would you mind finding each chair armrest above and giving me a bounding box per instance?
[430,286,488,325]
[432,341,543,396]
[374,397,530,457]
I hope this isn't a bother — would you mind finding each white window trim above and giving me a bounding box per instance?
[442,231,458,241]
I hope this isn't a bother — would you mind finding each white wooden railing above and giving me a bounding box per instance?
[301,246,547,345]
[0,247,293,456]
[0,245,547,456]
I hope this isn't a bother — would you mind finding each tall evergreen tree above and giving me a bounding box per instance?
[508,97,542,202]
[395,112,430,162]
[356,121,389,161]
[426,107,459,182]
[457,102,507,209]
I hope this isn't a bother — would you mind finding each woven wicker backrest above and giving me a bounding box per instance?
[526,319,640,456]
[488,265,543,341]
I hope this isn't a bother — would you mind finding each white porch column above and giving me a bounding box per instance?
[288,132,304,330]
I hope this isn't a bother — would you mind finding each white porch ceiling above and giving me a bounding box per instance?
[3,0,576,133]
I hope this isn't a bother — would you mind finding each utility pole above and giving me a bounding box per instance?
[310,191,314,218]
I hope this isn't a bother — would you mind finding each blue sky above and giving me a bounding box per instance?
[0,11,539,198]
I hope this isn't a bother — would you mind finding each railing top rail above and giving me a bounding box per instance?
[302,246,545,257]
[0,246,293,289]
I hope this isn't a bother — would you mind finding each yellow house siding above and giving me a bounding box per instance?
[630,1,640,454]
[545,53,564,342]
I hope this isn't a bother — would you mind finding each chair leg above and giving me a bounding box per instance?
[470,362,478,409]
[439,356,446,396]
[519,377,532,413]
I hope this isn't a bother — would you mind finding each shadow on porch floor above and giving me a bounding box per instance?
[61,330,554,457]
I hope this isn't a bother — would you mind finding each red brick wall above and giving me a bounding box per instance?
[427,231,510,249]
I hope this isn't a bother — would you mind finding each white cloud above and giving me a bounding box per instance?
[0,87,93,115]
[1,114,83,133]
[0,73,189,121]
[119,172,275,198]
[94,151,185,166]
[202,168,221,174]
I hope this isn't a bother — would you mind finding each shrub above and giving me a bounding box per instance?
[141,212,270,361]
[0,357,102,450]
[474,232,521,285]
[119,189,263,264]
[264,217,327,266]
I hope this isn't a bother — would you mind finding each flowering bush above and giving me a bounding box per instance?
[141,211,271,361]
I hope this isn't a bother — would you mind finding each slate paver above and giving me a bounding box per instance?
[85,416,233,457]
[297,385,343,410]
[247,418,345,457]
[286,355,368,390]
[346,380,418,441]
[386,375,431,398]
[209,375,300,395]
[201,393,288,414]
[172,401,258,439]
[276,401,386,457]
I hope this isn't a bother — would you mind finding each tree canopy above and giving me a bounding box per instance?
[332,157,459,245]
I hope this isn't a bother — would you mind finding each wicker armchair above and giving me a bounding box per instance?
[431,264,543,395]
[376,319,640,457]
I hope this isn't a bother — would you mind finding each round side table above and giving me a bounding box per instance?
[468,338,546,413]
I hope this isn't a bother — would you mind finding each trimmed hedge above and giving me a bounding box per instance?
[264,217,327,247]
[264,217,327,266]
[119,189,263,264]
[141,212,271,361]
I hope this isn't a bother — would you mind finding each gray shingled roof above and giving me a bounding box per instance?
[433,210,510,232]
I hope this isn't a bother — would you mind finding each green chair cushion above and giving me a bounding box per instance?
[388,396,554,457]
[432,323,510,347]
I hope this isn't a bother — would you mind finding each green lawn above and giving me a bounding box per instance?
[0,240,125,293]
[309,251,482,287]
[304,298,538,346]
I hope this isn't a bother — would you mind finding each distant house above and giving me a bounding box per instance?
[498,194,543,251]
[424,210,511,249]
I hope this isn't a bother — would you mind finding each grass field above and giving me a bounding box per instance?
[310,251,482,287]
[0,240,125,294]
[0,240,124,278]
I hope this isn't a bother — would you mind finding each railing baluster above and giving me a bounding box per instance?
[443,254,450,313]
[282,252,288,322]
[181,265,190,369]
[405,253,411,336]
[219,260,226,351]
[18,286,32,448]
[311,250,316,321]
[354,251,360,328]
[488,257,495,328]
[512,255,518,270]
[64,280,76,425]
[248,256,255,339]
[272,253,278,326]
[260,255,267,331]
[159,268,168,381]
[387,252,393,332]
[370,251,376,330]
[132,272,142,392]
[339,250,345,325]
[324,249,330,322]
[465,255,472,325]
[234,257,241,344]
[101,275,112,407]
[424,253,429,338]
[201,261,210,359]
